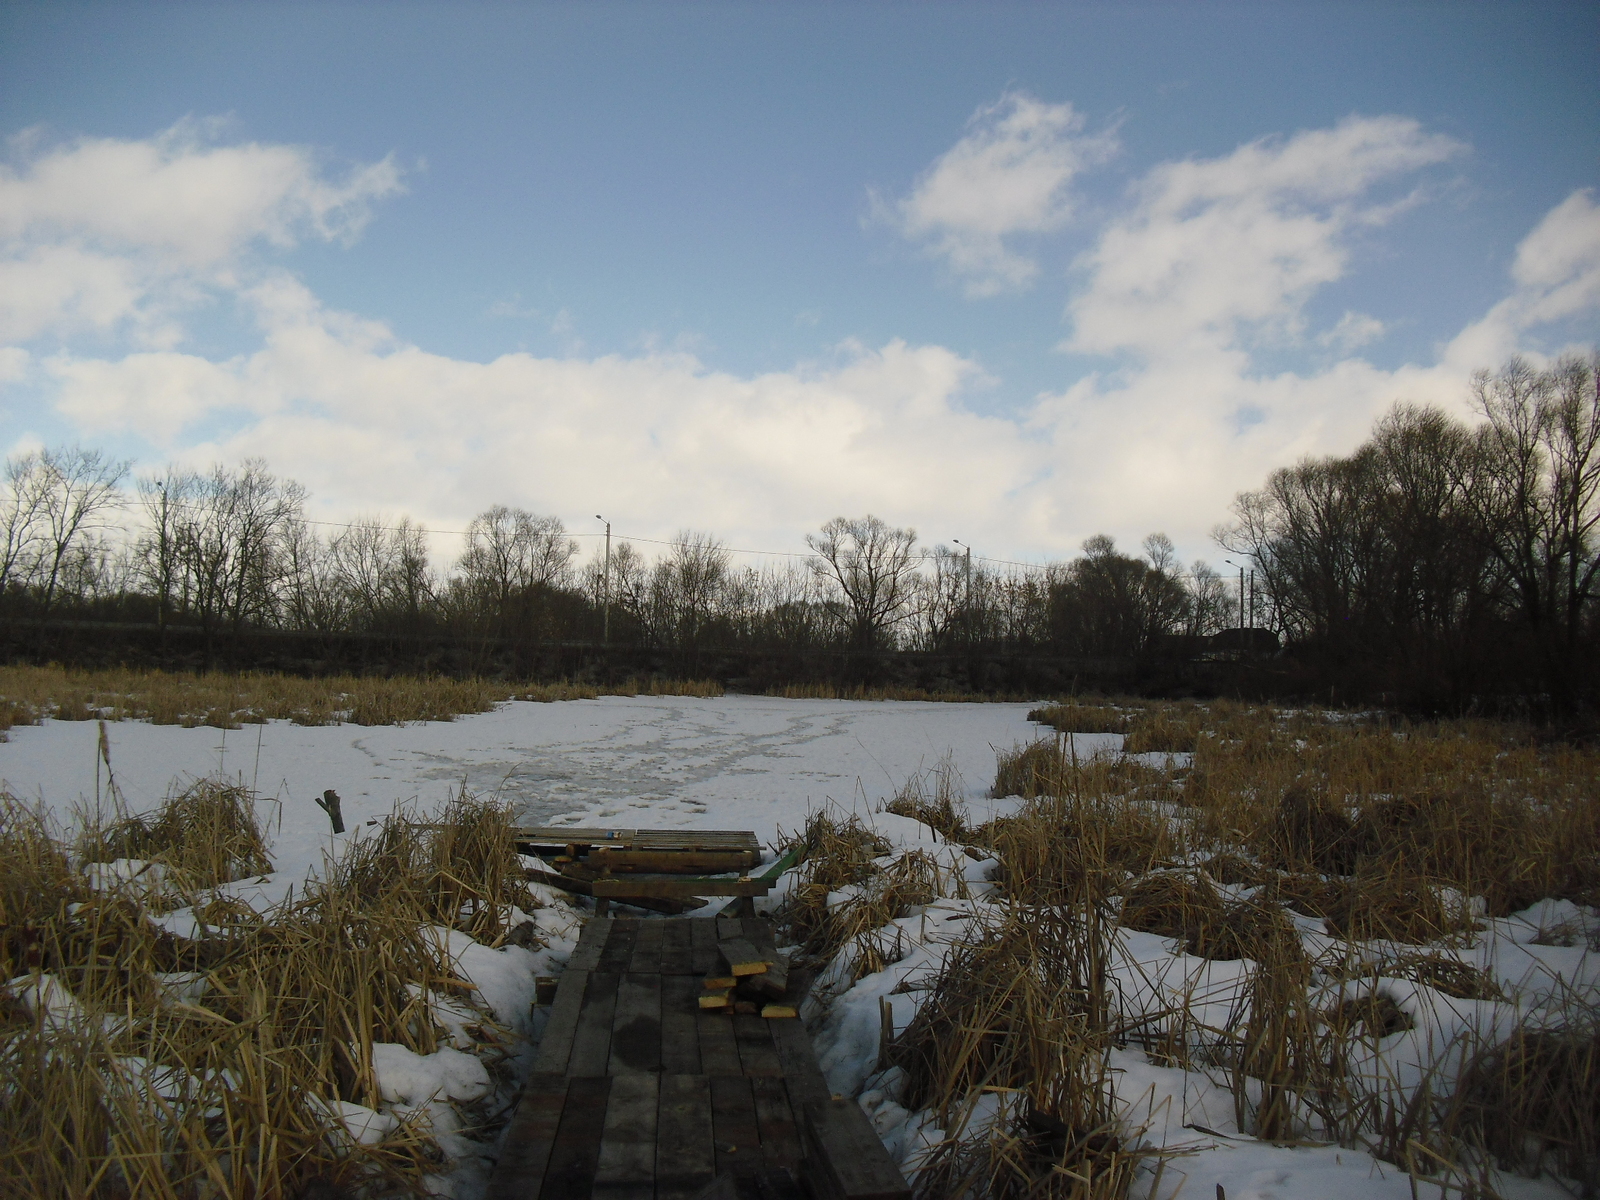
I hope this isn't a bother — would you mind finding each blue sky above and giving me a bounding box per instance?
[1,1,1596,568]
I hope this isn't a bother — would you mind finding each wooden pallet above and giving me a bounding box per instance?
[487,916,910,1200]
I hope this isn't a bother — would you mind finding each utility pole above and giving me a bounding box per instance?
[1248,569,1255,630]
[1226,559,1245,630]
[595,515,611,644]
[952,540,972,644]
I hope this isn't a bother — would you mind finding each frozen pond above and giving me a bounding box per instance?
[0,693,1044,881]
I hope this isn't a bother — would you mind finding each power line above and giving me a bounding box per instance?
[124,496,1228,578]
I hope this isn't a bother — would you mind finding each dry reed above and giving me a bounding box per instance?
[0,782,546,1199]
[0,664,725,734]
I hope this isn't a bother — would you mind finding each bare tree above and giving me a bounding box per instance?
[33,447,129,617]
[806,515,920,652]
[0,451,50,600]
[457,506,578,637]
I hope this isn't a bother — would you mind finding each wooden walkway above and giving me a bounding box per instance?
[488,916,911,1200]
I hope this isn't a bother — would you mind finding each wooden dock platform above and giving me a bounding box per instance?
[487,916,911,1200]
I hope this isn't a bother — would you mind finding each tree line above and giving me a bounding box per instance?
[1216,353,1599,710]
[4,353,1595,709]
[0,467,1231,667]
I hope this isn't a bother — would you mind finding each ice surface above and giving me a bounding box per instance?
[1,694,1042,884]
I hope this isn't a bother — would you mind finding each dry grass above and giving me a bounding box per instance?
[893,905,1138,1199]
[771,682,1037,703]
[0,783,546,1199]
[1446,1020,1600,1194]
[882,756,971,843]
[970,699,1599,1190]
[0,664,724,733]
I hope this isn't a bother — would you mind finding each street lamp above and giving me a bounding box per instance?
[1224,559,1247,630]
[595,515,611,645]
[952,540,972,643]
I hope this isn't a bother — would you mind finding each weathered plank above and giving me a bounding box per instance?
[566,917,614,972]
[629,919,666,974]
[750,1075,802,1172]
[539,1074,612,1199]
[531,968,590,1074]
[709,1074,763,1181]
[515,827,762,852]
[661,919,695,975]
[690,919,721,976]
[566,972,621,1076]
[801,1097,912,1200]
[592,1072,659,1199]
[768,1019,831,1107]
[656,1074,717,1200]
[733,1013,783,1077]
[608,972,662,1075]
[485,1073,568,1200]
[591,877,778,899]
[717,936,771,977]
[598,918,640,972]
[660,974,703,1075]
[588,848,763,873]
[696,1006,743,1076]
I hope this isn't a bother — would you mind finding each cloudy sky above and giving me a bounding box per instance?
[1,2,1596,570]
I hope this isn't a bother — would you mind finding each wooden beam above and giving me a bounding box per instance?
[801,1098,912,1200]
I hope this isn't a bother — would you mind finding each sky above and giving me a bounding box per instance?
[1,1,1597,572]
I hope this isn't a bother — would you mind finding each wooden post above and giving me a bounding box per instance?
[314,789,345,834]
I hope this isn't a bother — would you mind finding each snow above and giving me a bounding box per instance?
[4,693,1594,1200]
[1,694,1040,881]
[371,1042,491,1105]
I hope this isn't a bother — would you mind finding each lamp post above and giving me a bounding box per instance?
[595,515,611,645]
[952,539,972,644]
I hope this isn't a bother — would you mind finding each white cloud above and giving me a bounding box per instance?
[0,120,402,343]
[8,119,1598,567]
[1317,310,1386,351]
[886,92,1117,297]
[1445,189,1600,369]
[46,278,1043,549]
[1066,115,1464,358]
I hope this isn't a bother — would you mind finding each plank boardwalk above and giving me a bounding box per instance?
[488,916,911,1200]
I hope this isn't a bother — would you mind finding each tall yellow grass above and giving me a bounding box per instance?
[0,664,724,733]
[0,782,547,1198]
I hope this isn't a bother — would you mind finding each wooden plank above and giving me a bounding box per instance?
[660,919,695,975]
[539,1075,612,1200]
[599,918,640,972]
[800,1097,911,1200]
[718,936,772,977]
[733,1013,783,1077]
[655,1074,717,1200]
[751,1076,802,1172]
[566,917,613,971]
[690,919,721,976]
[591,877,778,899]
[710,1075,763,1181]
[696,1006,743,1076]
[528,868,704,914]
[767,1019,831,1107]
[628,919,666,974]
[592,1072,659,1199]
[659,974,703,1074]
[566,972,621,1076]
[515,827,762,852]
[485,1073,568,1200]
[608,972,662,1075]
[588,848,762,873]
[531,968,590,1074]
